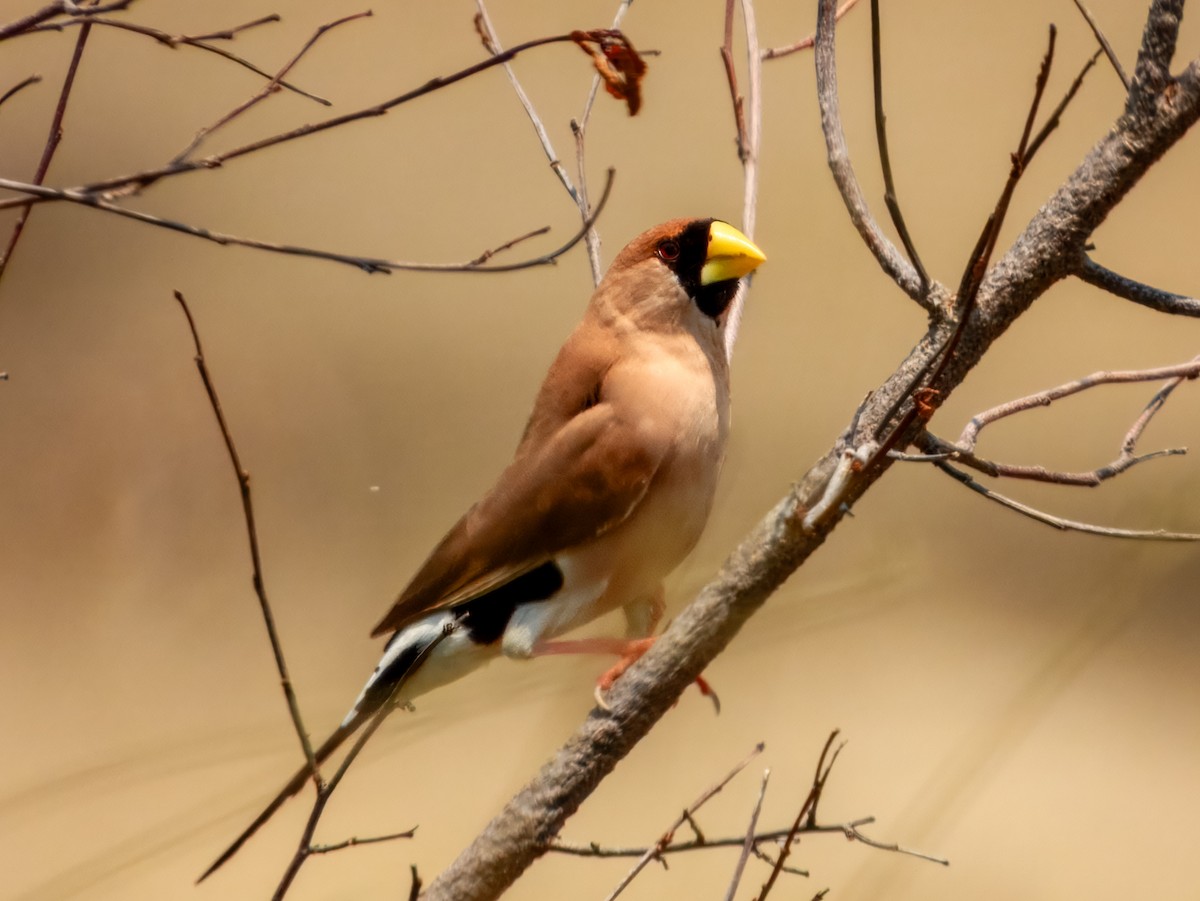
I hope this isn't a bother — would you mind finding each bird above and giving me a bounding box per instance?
[198,217,766,882]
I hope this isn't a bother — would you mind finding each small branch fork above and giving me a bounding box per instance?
[551,734,945,901]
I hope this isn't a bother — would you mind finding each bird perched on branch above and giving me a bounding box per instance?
[199,217,766,881]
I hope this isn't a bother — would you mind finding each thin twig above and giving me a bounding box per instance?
[870,0,929,294]
[0,168,615,274]
[550,819,872,859]
[814,0,930,307]
[1025,49,1102,163]
[25,15,328,104]
[755,730,842,900]
[171,11,370,163]
[0,0,133,41]
[724,770,770,901]
[407,865,422,901]
[172,290,320,786]
[0,74,42,110]
[723,0,762,357]
[0,14,92,284]
[308,828,418,855]
[761,0,861,60]
[602,742,765,901]
[1071,0,1129,90]
[955,359,1200,454]
[840,820,949,866]
[933,461,1200,540]
[1077,256,1200,317]
[187,13,281,44]
[473,5,581,204]
[720,0,748,161]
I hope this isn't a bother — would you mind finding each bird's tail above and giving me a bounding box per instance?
[196,717,361,883]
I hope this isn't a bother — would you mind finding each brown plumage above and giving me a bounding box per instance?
[199,217,765,883]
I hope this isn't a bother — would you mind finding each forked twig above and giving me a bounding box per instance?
[601,743,765,901]
[170,11,370,164]
[761,0,861,60]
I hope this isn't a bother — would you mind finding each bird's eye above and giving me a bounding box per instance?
[656,239,680,262]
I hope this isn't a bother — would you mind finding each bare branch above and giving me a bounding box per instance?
[755,731,843,901]
[724,769,770,901]
[0,14,92,284]
[761,0,861,60]
[0,0,133,41]
[1071,0,1130,90]
[0,168,614,274]
[723,0,763,357]
[551,821,866,860]
[954,358,1200,455]
[601,742,764,901]
[932,461,1200,541]
[720,0,749,161]
[308,828,418,855]
[814,0,935,309]
[1077,255,1200,316]
[1024,49,1102,163]
[870,0,929,293]
[839,820,948,867]
[0,74,42,110]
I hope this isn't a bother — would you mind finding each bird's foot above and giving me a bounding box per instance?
[591,637,720,715]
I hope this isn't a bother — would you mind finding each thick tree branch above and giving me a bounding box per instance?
[423,3,1200,898]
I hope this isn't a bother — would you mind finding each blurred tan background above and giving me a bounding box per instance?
[2,1,1198,899]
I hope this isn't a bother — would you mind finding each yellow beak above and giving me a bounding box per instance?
[700,221,767,286]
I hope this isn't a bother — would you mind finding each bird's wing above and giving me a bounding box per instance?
[371,398,662,636]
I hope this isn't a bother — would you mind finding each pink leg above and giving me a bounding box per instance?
[532,635,718,713]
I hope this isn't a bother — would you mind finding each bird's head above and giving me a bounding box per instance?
[597,218,766,336]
